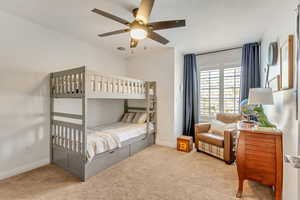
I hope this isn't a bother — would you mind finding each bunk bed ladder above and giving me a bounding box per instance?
[145,81,157,142]
[146,82,150,138]
[151,82,157,143]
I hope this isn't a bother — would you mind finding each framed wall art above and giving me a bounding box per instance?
[280,35,294,90]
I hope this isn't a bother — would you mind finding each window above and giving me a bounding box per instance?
[199,66,241,118]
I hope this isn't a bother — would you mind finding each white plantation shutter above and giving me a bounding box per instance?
[199,69,220,116]
[224,67,241,113]
[199,66,241,118]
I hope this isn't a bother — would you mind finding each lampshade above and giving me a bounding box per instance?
[248,88,274,105]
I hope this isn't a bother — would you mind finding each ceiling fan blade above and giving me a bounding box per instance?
[136,0,155,24]
[98,29,130,37]
[147,32,169,45]
[148,20,186,30]
[92,8,130,26]
[130,38,139,48]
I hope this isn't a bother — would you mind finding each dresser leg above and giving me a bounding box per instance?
[274,185,282,200]
[236,178,244,198]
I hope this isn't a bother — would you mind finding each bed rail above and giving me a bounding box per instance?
[50,67,85,98]
[51,120,85,155]
[87,70,146,99]
[50,66,146,99]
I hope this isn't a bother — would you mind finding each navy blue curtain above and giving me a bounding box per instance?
[183,54,199,139]
[240,43,261,101]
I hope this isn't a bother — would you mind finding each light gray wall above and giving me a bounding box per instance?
[0,10,126,180]
[260,0,299,199]
[54,99,124,127]
[174,49,184,138]
[126,48,179,147]
[197,48,242,68]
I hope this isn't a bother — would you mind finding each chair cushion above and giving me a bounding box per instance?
[198,133,224,147]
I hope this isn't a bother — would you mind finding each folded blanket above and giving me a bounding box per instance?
[86,130,121,161]
[85,122,154,161]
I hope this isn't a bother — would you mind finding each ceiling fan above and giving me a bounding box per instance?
[91,0,186,48]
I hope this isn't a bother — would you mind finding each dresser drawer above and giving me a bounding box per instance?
[246,143,275,153]
[245,134,276,153]
[246,150,275,161]
[246,159,276,173]
[245,133,275,143]
[245,135,275,144]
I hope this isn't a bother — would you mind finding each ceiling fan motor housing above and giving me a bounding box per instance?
[130,21,148,30]
[132,8,139,18]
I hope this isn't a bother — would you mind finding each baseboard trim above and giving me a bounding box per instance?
[156,139,176,148]
[0,158,50,180]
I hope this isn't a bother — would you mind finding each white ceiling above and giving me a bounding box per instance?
[0,0,287,57]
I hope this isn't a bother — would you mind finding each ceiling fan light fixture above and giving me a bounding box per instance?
[92,0,186,48]
[130,28,147,40]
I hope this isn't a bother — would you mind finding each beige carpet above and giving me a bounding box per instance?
[0,145,273,200]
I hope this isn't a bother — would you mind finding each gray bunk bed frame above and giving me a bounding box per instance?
[50,66,157,181]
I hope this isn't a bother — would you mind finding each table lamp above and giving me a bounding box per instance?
[248,88,274,105]
[248,88,276,128]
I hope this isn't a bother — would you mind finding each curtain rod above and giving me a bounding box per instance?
[196,46,242,56]
[195,42,261,56]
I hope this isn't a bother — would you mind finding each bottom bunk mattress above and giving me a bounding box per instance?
[86,122,154,161]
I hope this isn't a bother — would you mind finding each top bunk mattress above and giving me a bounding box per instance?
[86,122,154,161]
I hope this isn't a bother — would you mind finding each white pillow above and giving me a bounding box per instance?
[136,112,147,124]
[132,112,141,123]
[121,113,129,122]
[209,119,236,136]
[125,113,135,123]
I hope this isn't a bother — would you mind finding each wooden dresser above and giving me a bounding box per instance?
[236,123,283,200]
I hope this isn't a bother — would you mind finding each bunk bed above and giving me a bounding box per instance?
[50,66,157,181]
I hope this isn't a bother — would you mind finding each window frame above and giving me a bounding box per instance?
[198,63,241,121]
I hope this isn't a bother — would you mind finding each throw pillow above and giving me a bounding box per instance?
[125,113,135,123]
[209,119,236,136]
[136,112,147,124]
[121,113,129,122]
[132,112,141,123]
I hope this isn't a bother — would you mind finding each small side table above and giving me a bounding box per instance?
[177,136,193,153]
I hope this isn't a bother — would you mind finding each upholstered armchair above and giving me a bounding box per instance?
[195,113,241,164]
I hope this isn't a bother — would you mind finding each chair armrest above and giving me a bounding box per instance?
[223,129,237,163]
[195,123,211,150]
[195,123,211,134]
